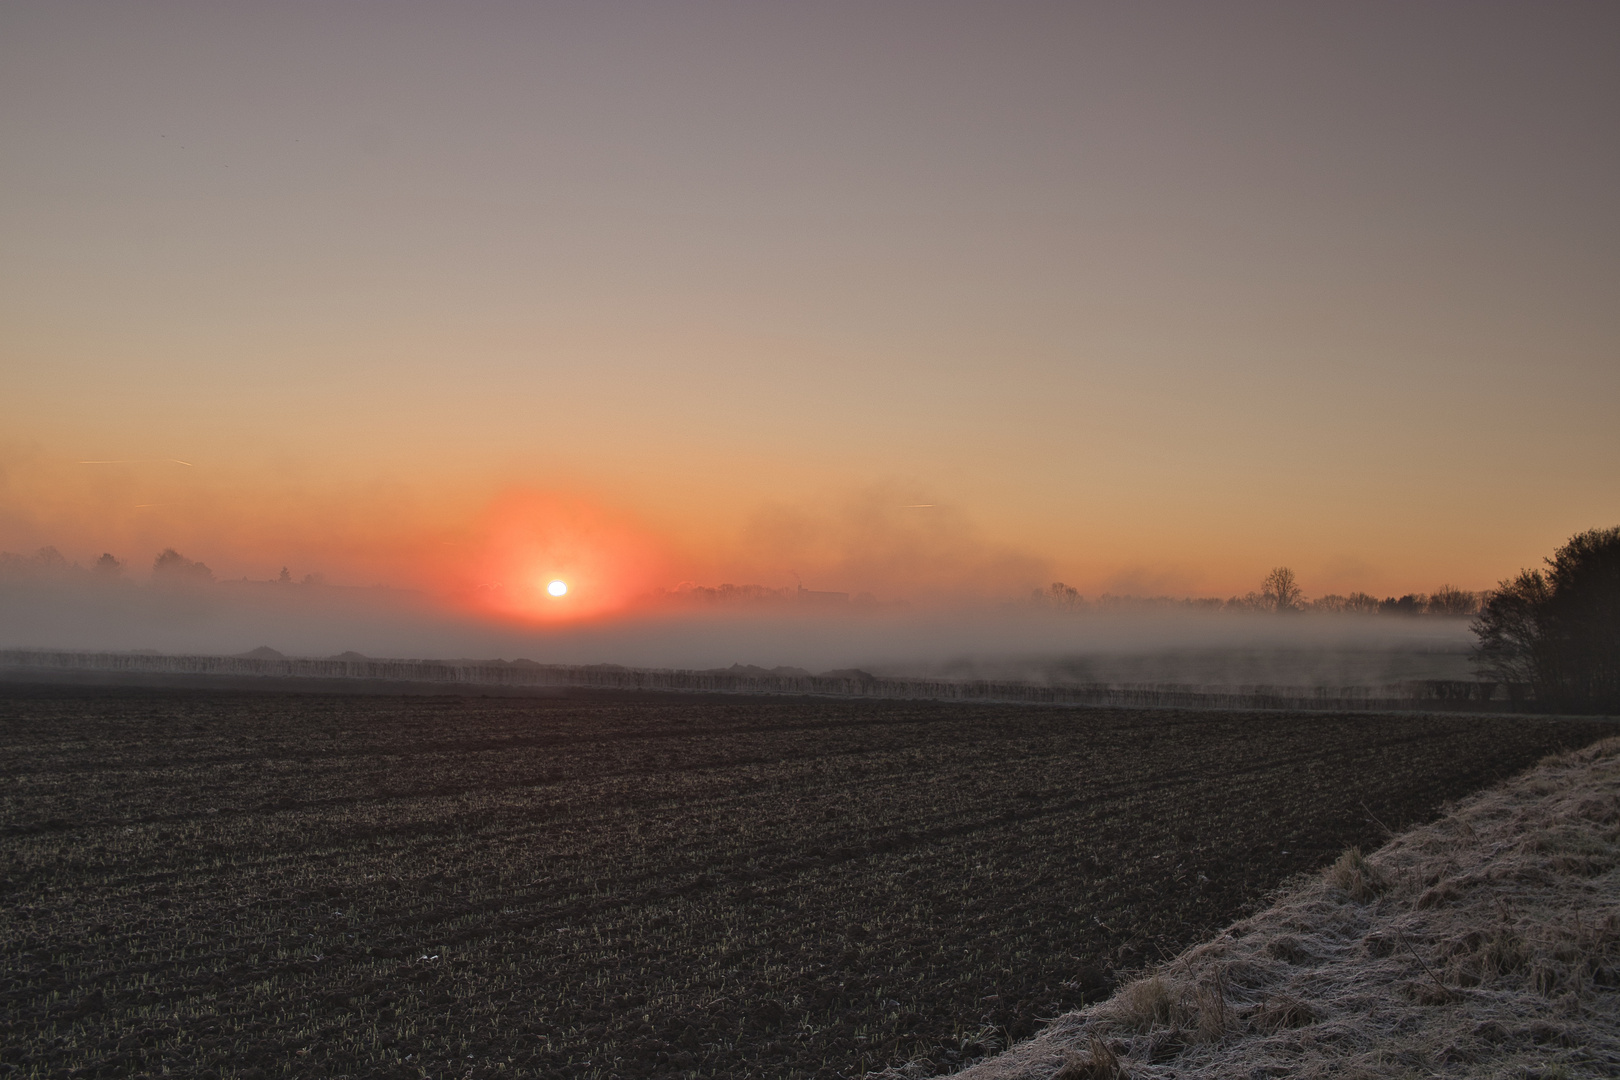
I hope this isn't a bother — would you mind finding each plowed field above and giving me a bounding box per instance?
[1,686,1608,1079]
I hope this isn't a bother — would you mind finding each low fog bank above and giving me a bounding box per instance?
[877,643,1475,688]
[0,574,1476,688]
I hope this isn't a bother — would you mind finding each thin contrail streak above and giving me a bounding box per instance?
[77,459,195,466]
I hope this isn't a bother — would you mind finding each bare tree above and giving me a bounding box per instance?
[1427,584,1479,616]
[1033,582,1085,609]
[1343,591,1381,614]
[1260,566,1302,613]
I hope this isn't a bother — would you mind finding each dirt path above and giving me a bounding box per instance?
[938,734,1620,1080]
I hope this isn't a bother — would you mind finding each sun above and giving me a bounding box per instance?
[445,490,669,623]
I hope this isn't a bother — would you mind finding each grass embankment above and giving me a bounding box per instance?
[941,735,1620,1080]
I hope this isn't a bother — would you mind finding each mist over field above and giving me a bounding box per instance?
[0,564,1474,686]
[4,6,1617,1080]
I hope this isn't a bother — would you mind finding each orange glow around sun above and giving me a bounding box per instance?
[442,490,669,623]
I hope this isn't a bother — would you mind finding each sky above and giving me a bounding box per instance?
[3,1,1617,630]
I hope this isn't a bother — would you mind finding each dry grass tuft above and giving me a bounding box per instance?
[1416,878,1462,908]
[1252,992,1317,1032]
[1325,845,1388,901]
[1050,1036,1126,1080]
[942,734,1620,1080]
[1191,971,1230,1042]
[1106,976,1182,1031]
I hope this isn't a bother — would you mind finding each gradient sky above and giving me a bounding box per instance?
[3,1,1617,607]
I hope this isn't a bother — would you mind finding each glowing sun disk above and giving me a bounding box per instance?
[547,579,568,597]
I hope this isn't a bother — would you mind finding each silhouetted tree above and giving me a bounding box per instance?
[1473,527,1620,713]
[1033,582,1084,608]
[0,547,71,580]
[1260,567,1302,613]
[1342,591,1381,614]
[1426,584,1478,616]
[1473,570,1548,692]
[94,553,124,576]
[152,548,213,583]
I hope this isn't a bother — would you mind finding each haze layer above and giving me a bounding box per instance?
[3,2,1616,618]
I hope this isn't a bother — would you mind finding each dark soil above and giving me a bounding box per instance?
[0,686,1608,1079]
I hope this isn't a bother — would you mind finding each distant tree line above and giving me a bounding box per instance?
[151,547,214,582]
[657,583,882,608]
[1308,583,1480,616]
[1031,529,1620,712]
[1031,569,1482,617]
[0,547,329,587]
[0,546,73,578]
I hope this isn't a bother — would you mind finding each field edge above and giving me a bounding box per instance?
[924,735,1620,1080]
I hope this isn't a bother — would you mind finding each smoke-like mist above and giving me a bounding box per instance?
[0,563,1476,688]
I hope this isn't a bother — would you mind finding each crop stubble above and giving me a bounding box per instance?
[0,687,1608,1079]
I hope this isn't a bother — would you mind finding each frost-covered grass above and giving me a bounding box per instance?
[936,735,1620,1080]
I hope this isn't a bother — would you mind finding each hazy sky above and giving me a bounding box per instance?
[3,1,1617,610]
